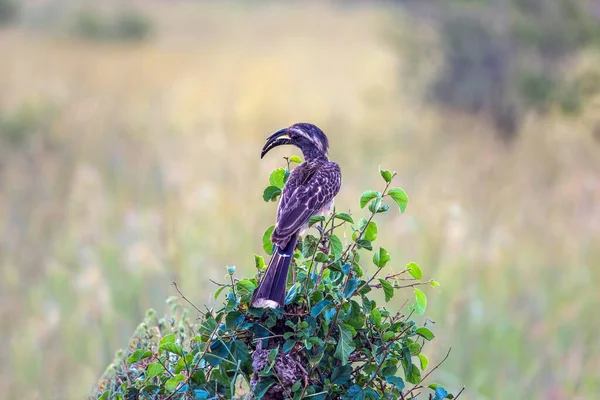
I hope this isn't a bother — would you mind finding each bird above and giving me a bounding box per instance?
[251,123,342,308]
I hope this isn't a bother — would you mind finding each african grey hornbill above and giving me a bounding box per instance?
[251,123,342,308]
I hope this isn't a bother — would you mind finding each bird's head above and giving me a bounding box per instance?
[261,123,329,160]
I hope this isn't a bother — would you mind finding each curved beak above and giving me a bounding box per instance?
[261,128,293,159]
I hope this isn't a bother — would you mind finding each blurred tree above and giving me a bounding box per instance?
[0,0,18,26]
[71,8,154,42]
[398,0,600,140]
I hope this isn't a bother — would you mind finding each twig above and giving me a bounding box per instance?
[251,334,284,342]
[229,274,237,300]
[164,382,185,400]
[362,346,391,389]
[157,355,175,378]
[405,348,452,397]
[369,280,430,289]
[172,281,203,314]
[338,179,393,263]
[454,386,466,399]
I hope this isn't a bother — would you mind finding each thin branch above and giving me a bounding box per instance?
[229,274,237,300]
[362,347,390,389]
[172,281,203,314]
[405,347,452,398]
[454,387,466,399]
[157,355,175,378]
[164,382,185,400]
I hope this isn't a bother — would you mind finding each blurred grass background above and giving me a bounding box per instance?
[1,0,600,399]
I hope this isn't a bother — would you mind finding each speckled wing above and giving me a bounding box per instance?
[272,161,342,246]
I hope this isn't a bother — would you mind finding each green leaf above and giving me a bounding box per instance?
[213,285,226,299]
[282,340,296,353]
[378,278,394,302]
[194,389,210,400]
[331,364,352,385]
[335,213,354,224]
[343,385,365,400]
[308,215,326,227]
[371,308,382,328]
[388,188,409,213]
[364,221,378,242]
[413,288,427,315]
[231,340,251,365]
[226,311,244,330]
[386,376,405,390]
[262,225,275,255]
[406,363,421,384]
[268,347,279,363]
[382,331,395,341]
[126,349,152,365]
[307,337,324,351]
[237,279,256,293]
[360,190,380,208]
[368,196,383,213]
[160,343,183,357]
[409,342,422,355]
[430,280,440,287]
[415,327,435,340]
[302,235,318,259]
[418,354,429,370]
[373,247,391,268]
[334,324,356,365]
[376,204,390,213]
[354,219,378,242]
[269,168,286,189]
[146,362,164,381]
[291,380,302,392]
[329,234,343,260]
[406,262,422,280]
[289,155,303,164]
[381,364,398,377]
[165,373,185,391]
[160,333,176,345]
[311,299,333,317]
[285,284,298,305]
[343,278,360,299]
[254,254,266,270]
[315,252,328,262]
[379,166,393,183]
[253,378,276,400]
[434,386,449,400]
[342,263,351,275]
[263,185,282,202]
[356,239,372,251]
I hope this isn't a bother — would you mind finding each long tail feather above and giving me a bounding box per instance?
[251,232,299,308]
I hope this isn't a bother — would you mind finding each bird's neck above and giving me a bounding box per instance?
[301,146,328,162]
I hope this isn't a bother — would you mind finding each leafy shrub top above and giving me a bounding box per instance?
[93,161,461,400]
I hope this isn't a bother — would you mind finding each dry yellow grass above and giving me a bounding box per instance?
[0,2,599,399]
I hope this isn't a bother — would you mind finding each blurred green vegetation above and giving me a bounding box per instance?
[400,0,600,139]
[1,1,599,399]
[0,0,17,26]
[71,8,154,42]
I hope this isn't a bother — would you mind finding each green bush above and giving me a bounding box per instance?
[71,9,153,42]
[402,0,600,139]
[0,101,56,150]
[0,0,17,26]
[93,162,462,399]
